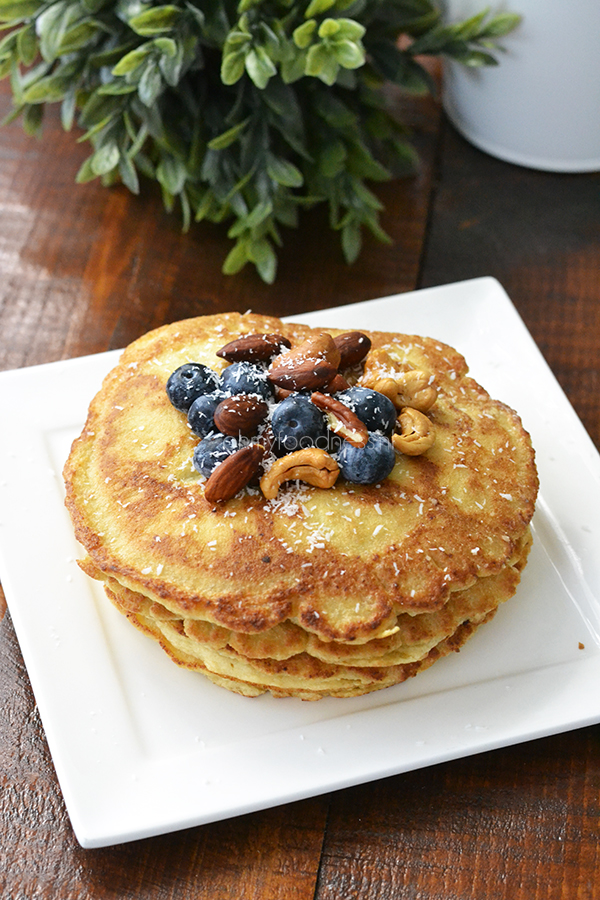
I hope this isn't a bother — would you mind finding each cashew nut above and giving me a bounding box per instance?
[361,348,404,381]
[395,370,437,412]
[362,368,437,413]
[392,407,436,456]
[260,447,340,500]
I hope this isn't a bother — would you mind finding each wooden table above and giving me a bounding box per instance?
[1,73,599,899]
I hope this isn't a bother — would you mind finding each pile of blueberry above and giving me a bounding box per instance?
[166,359,398,487]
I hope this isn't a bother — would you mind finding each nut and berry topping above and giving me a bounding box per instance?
[267,333,341,392]
[260,448,340,500]
[270,394,328,456]
[204,443,266,503]
[310,392,369,448]
[213,395,269,437]
[392,407,436,456]
[166,363,220,412]
[333,331,372,368]
[216,332,291,363]
[166,328,437,502]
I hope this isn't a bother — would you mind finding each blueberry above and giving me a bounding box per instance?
[270,394,327,455]
[220,361,272,401]
[166,363,220,412]
[192,435,238,478]
[337,386,396,436]
[337,432,396,484]
[187,390,224,438]
[326,431,343,455]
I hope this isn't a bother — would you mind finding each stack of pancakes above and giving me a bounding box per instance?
[63,312,538,700]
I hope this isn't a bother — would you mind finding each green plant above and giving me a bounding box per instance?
[0,0,519,282]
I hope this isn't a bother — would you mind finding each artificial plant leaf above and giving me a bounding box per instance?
[128,5,181,36]
[207,116,250,150]
[293,19,316,49]
[347,142,390,180]
[0,56,13,78]
[58,20,104,54]
[75,154,99,183]
[248,236,277,283]
[222,238,250,275]
[317,17,340,38]
[97,80,138,94]
[305,42,333,77]
[179,187,191,232]
[450,8,489,40]
[79,89,121,126]
[90,140,120,174]
[245,46,277,89]
[184,0,205,30]
[332,38,364,69]
[156,153,187,194]
[408,24,454,55]
[153,36,177,57]
[0,0,520,282]
[312,90,356,127]
[0,29,19,54]
[111,43,154,76]
[332,18,365,41]
[304,0,336,18]
[266,154,304,187]
[228,199,273,236]
[89,41,138,67]
[35,1,71,62]
[17,23,37,65]
[61,89,77,130]
[280,48,307,83]
[221,48,246,84]
[452,47,498,66]
[341,218,361,263]
[273,196,298,228]
[138,59,163,104]
[367,38,433,93]
[22,74,68,102]
[81,0,111,13]
[480,12,521,36]
[22,102,43,134]
[0,0,43,22]
[118,153,140,192]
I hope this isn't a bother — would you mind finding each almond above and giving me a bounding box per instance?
[273,385,294,401]
[321,373,350,394]
[213,395,268,437]
[311,392,369,447]
[216,332,291,363]
[333,331,371,368]
[204,444,265,503]
[268,333,340,392]
[268,358,338,392]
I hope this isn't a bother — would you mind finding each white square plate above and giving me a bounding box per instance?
[1,277,599,849]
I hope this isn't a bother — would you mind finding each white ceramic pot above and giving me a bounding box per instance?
[441,0,600,172]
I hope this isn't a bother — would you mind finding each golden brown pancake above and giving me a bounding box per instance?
[82,529,530,698]
[63,312,538,699]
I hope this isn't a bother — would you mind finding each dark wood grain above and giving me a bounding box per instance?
[316,727,600,900]
[1,70,600,900]
[0,73,442,899]
[420,120,600,449]
[0,608,330,900]
[0,77,441,373]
